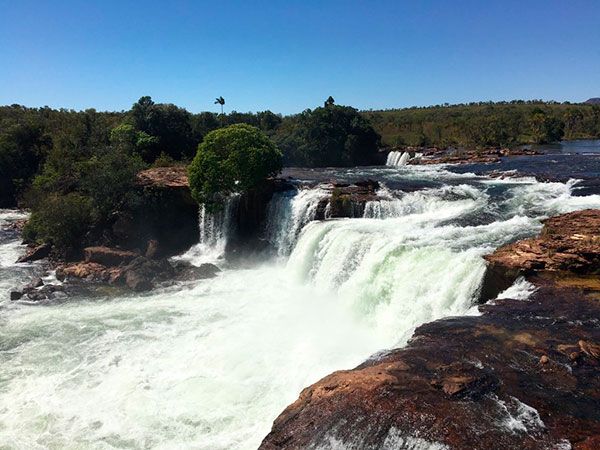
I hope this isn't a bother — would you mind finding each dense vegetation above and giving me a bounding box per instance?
[274,103,380,167]
[2,97,600,254]
[188,124,282,210]
[364,101,600,147]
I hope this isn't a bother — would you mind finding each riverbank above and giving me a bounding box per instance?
[260,209,600,450]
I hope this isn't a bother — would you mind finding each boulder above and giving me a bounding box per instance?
[17,243,51,263]
[260,284,600,450]
[10,290,23,301]
[83,246,139,266]
[480,209,600,302]
[172,261,221,282]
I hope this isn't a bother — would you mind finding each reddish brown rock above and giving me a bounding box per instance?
[480,209,600,301]
[56,262,123,283]
[260,284,600,450]
[83,246,139,267]
[136,166,189,188]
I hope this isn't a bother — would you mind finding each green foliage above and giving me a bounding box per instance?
[363,101,599,148]
[274,105,380,166]
[78,147,146,219]
[110,123,159,161]
[188,124,282,209]
[130,96,195,161]
[0,121,51,206]
[23,193,93,254]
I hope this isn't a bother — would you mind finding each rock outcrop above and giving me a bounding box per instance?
[260,209,600,450]
[480,209,600,301]
[315,180,380,219]
[16,243,51,263]
[111,166,199,258]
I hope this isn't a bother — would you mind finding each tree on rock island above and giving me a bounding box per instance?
[188,124,282,211]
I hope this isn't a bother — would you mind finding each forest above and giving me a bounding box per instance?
[2,97,600,217]
[364,100,600,147]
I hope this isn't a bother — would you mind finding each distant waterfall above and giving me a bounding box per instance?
[264,188,327,256]
[386,151,410,166]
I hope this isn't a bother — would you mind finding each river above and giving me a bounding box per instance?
[2,155,600,449]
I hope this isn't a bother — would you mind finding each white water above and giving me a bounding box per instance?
[175,195,240,265]
[1,170,600,449]
[386,150,410,166]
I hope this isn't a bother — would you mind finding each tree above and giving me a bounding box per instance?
[188,124,282,209]
[214,96,225,114]
[324,96,335,107]
[274,104,381,167]
[129,96,195,161]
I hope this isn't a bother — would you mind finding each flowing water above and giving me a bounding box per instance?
[1,161,600,449]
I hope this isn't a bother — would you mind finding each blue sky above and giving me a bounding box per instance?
[1,0,599,114]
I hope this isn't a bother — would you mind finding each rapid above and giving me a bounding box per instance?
[1,162,600,450]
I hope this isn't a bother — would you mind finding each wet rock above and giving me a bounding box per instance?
[10,290,23,301]
[261,210,600,450]
[145,239,159,259]
[16,243,51,263]
[172,261,221,282]
[121,256,176,291]
[260,284,600,450]
[480,209,600,302]
[83,246,139,266]
[125,270,153,292]
[30,277,44,288]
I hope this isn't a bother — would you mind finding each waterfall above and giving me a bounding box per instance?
[264,188,328,256]
[176,194,240,264]
[386,151,410,166]
[4,168,600,449]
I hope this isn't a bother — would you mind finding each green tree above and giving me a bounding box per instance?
[188,124,282,209]
[274,104,380,166]
[23,193,93,256]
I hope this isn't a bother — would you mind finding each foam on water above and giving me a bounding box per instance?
[1,170,600,449]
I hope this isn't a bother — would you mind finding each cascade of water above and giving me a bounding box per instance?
[3,166,600,449]
[176,194,240,264]
[386,151,411,166]
[264,188,328,256]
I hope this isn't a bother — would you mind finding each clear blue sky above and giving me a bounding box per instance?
[1,0,599,114]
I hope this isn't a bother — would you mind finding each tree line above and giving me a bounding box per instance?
[2,97,600,252]
[363,102,600,148]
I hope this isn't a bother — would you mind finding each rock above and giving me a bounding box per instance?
[578,340,600,360]
[260,284,600,450]
[26,291,46,301]
[172,261,221,282]
[30,277,44,288]
[480,209,600,302]
[83,246,139,266]
[540,355,549,364]
[145,239,159,259]
[10,290,23,301]
[17,243,51,263]
[121,256,176,291]
[56,262,123,283]
[136,166,189,188]
[125,270,153,292]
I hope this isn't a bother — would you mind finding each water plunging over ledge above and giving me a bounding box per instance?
[1,164,600,449]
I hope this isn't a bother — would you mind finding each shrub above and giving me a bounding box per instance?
[24,193,93,254]
[188,124,282,209]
